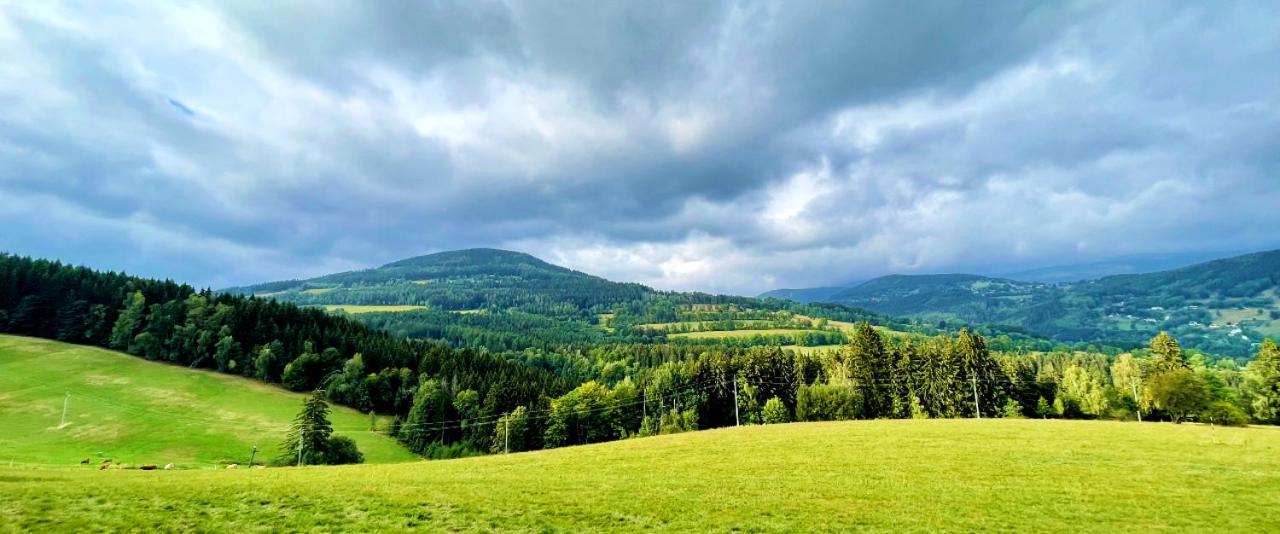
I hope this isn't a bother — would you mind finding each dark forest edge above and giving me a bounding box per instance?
[2,253,1278,463]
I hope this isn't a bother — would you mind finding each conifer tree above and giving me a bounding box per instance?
[279,390,334,466]
[1148,332,1188,373]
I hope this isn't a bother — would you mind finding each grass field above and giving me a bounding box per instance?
[322,304,427,314]
[1,419,1277,531]
[636,320,777,331]
[669,328,822,340]
[786,344,843,356]
[0,336,418,468]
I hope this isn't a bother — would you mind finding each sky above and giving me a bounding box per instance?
[1,1,1278,296]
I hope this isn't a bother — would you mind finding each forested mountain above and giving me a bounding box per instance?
[226,248,943,354]
[756,286,851,304]
[225,248,653,316]
[769,250,1280,357]
[1001,250,1241,283]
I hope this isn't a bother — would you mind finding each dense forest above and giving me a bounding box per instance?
[773,250,1280,357]
[5,253,1280,462]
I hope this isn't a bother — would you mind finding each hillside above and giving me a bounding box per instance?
[225,248,654,314]
[0,335,418,467]
[771,250,1280,357]
[5,419,1278,531]
[756,286,850,303]
[1001,250,1242,283]
[228,248,924,354]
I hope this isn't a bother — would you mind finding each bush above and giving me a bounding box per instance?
[323,435,365,464]
[762,397,790,424]
[1001,399,1024,419]
[1199,401,1249,427]
[795,384,861,422]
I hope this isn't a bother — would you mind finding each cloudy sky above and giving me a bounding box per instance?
[1,1,1277,295]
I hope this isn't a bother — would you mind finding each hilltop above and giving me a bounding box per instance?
[5,419,1278,531]
[763,249,1280,357]
[225,248,653,313]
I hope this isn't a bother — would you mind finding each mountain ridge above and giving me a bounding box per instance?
[763,249,1280,356]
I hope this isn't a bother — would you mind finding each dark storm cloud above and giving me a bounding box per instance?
[1,1,1277,294]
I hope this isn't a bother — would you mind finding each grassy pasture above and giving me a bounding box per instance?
[636,319,777,331]
[668,328,821,340]
[0,336,417,468]
[321,304,427,314]
[786,344,843,356]
[2,419,1277,531]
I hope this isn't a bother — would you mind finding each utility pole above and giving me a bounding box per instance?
[1131,380,1143,423]
[733,373,740,427]
[504,417,510,454]
[60,392,69,428]
[297,428,305,467]
[249,445,258,467]
[970,376,981,419]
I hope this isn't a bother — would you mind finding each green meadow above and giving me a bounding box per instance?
[669,328,821,339]
[0,336,417,468]
[321,304,428,314]
[2,419,1277,532]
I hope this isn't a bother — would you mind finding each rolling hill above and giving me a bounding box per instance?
[226,248,924,354]
[4,419,1278,531]
[755,286,851,304]
[766,250,1280,357]
[225,248,653,314]
[0,335,418,468]
[1000,250,1245,283]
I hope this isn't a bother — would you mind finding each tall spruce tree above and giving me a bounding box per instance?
[279,390,334,466]
[1148,332,1188,373]
[843,322,890,418]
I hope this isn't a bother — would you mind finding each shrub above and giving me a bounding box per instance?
[762,397,790,424]
[1199,401,1249,427]
[795,384,861,422]
[323,436,365,464]
[1001,399,1024,419]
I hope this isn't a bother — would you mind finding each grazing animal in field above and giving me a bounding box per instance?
[164,463,174,470]
[226,463,238,469]
[140,464,157,470]
[80,458,90,464]
[99,463,109,470]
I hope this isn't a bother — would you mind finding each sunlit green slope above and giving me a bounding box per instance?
[0,335,418,468]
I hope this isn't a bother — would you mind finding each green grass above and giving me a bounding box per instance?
[1,419,1277,531]
[321,304,427,314]
[0,335,418,468]
[669,328,821,340]
[786,344,843,356]
[637,320,777,331]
